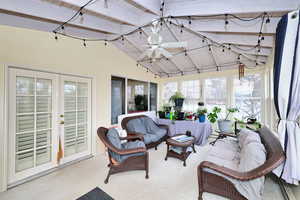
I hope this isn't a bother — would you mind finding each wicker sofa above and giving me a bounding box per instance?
[197,126,285,200]
[121,115,168,149]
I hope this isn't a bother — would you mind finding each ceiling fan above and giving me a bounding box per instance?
[139,20,187,61]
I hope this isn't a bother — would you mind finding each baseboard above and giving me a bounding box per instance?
[8,155,93,189]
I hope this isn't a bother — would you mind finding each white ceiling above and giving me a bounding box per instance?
[1,0,299,77]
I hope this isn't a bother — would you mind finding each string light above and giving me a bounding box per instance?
[208,45,211,51]
[139,28,142,35]
[79,11,84,24]
[225,14,229,25]
[188,16,192,25]
[104,40,107,46]
[83,39,87,47]
[222,45,225,52]
[180,24,184,33]
[184,50,187,56]
[266,15,270,23]
[216,66,219,71]
[181,71,184,76]
[202,37,205,43]
[197,69,201,74]
[228,43,231,50]
[54,32,58,40]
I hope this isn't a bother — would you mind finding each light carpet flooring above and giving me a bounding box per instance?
[0,142,284,200]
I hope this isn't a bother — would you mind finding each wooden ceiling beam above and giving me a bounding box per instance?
[199,32,274,48]
[0,0,123,34]
[164,0,298,17]
[56,0,156,26]
[177,17,280,34]
[125,0,162,16]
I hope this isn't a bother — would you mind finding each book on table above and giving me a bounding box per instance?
[172,135,194,143]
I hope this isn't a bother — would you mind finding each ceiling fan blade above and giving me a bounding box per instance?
[154,49,161,58]
[138,49,153,60]
[161,41,187,49]
[159,48,173,58]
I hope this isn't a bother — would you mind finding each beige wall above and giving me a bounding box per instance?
[0,25,157,191]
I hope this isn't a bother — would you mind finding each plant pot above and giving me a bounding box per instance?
[174,98,184,107]
[198,114,206,123]
[218,120,232,133]
[178,112,185,120]
[158,111,165,119]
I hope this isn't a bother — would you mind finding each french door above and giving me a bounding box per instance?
[8,68,92,185]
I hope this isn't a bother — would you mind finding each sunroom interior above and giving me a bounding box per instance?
[0,0,300,200]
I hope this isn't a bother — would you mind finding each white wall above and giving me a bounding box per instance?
[0,25,157,192]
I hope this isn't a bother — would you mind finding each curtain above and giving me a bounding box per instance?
[273,10,300,185]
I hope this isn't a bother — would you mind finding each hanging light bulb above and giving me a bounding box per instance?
[184,50,187,56]
[104,40,107,46]
[208,45,211,51]
[188,16,192,25]
[266,15,270,23]
[228,43,231,50]
[54,31,58,40]
[61,25,65,34]
[83,39,87,47]
[180,24,184,33]
[181,71,184,76]
[79,11,84,24]
[222,45,225,52]
[225,14,229,25]
[202,37,205,43]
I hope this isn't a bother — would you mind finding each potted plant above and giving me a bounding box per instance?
[197,108,207,123]
[207,107,239,132]
[134,95,148,111]
[158,103,172,119]
[169,91,185,111]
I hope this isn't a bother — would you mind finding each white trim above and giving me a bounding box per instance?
[0,64,8,192]
[2,64,96,189]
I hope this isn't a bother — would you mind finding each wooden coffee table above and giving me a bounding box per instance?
[165,134,196,167]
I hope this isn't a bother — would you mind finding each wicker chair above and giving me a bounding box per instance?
[121,115,169,150]
[97,127,149,184]
[197,126,285,200]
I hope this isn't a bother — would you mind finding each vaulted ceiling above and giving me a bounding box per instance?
[1,0,299,77]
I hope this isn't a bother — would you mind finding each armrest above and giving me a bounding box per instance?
[219,133,237,138]
[158,124,168,130]
[125,132,144,141]
[199,161,258,181]
[109,144,147,155]
[120,135,143,141]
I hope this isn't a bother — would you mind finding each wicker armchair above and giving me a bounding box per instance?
[121,115,168,150]
[197,126,285,200]
[97,127,149,184]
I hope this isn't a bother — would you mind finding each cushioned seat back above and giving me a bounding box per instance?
[143,116,160,132]
[107,128,122,162]
[126,118,148,134]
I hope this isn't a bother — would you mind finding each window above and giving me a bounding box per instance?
[111,76,125,124]
[127,79,149,113]
[181,80,200,112]
[150,83,158,111]
[233,74,262,121]
[163,82,178,103]
[204,78,227,117]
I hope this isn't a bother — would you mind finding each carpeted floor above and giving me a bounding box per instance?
[0,141,284,200]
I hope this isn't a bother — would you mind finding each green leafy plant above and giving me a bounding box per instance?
[197,108,207,116]
[169,91,185,103]
[207,107,239,123]
[207,106,221,123]
[162,103,171,112]
[225,107,239,120]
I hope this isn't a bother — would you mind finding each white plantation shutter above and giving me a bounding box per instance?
[15,76,53,172]
[63,81,88,157]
